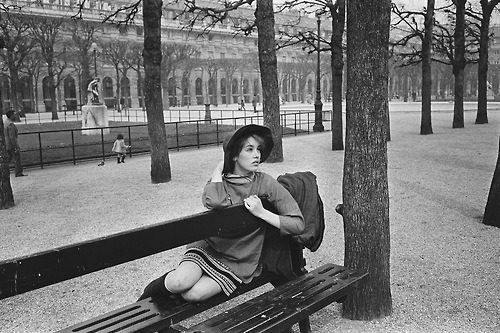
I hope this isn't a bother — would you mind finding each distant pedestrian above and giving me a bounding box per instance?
[240,98,246,111]
[3,110,26,177]
[119,97,125,113]
[252,95,257,113]
[112,133,131,164]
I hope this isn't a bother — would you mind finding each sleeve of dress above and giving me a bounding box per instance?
[264,175,305,236]
[202,180,232,209]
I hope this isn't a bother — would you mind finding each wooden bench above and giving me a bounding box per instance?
[0,200,367,333]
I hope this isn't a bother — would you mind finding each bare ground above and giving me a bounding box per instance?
[1,110,499,333]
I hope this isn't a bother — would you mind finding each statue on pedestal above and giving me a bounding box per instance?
[87,78,101,105]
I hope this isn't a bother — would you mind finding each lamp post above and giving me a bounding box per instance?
[313,10,324,132]
[90,42,98,77]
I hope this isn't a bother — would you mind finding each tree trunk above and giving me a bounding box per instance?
[8,65,22,116]
[143,0,171,183]
[452,0,466,129]
[343,0,392,320]
[330,0,345,151]
[476,4,495,124]
[255,0,283,163]
[420,0,434,135]
[483,134,500,227]
[0,113,15,210]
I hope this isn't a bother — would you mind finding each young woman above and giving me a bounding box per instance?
[138,124,304,302]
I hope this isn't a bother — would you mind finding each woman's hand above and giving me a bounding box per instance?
[244,195,281,229]
[243,195,264,218]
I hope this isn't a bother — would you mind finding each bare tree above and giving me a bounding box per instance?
[343,0,392,320]
[124,42,145,109]
[431,2,478,128]
[180,0,284,162]
[161,43,197,108]
[72,0,172,183]
[452,0,467,128]
[391,1,437,135]
[0,13,36,116]
[278,0,346,149]
[143,0,172,183]
[255,0,283,163]
[102,40,130,111]
[467,0,500,124]
[69,20,100,105]
[29,15,64,120]
[219,58,241,105]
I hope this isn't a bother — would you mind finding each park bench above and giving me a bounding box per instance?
[0,198,367,333]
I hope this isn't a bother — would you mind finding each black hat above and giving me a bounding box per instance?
[222,124,274,174]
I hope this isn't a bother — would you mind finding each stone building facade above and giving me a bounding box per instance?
[0,0,330,113]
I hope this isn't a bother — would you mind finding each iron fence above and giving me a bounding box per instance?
[14,110,329,169]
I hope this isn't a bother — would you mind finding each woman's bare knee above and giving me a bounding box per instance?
[181,276,222,302]
[165,263,202,293]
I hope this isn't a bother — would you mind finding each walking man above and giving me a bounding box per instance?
[4,110,26,177]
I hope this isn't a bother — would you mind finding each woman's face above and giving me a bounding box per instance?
[233,136,262,175]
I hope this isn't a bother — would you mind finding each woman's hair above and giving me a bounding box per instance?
[226,134,266,172]
[116,134,124,140]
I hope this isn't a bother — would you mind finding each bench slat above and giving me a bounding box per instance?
[0,201,274,300]
[176,263,368,333]
[57,272,277,333]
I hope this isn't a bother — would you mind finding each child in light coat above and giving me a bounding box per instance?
[112,133,131,164]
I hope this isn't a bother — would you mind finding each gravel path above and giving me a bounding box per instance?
[1,110,499,333]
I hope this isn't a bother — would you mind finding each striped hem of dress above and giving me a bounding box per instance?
[181,247,242,296]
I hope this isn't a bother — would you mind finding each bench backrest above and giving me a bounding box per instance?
[0,199,304,300]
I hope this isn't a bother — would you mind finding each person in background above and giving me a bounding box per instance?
[4,110,26,177]
[112,133,131,164]
[252,95,257,113]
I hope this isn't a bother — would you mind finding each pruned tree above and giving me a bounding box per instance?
[72,0,171,183]
[466,0,500,124]
[278,0,346,150]
[143,0,172,183]
[343,0,392,320]
[391,0,436,135]
[69,20,100,105]
[102,39,130,111]
[255,0,283,163]
[20,49,43,113]
[29,15,64,120]
[452,0,467,128]
[219,58,241,105]
[432,1,479,128]
[124,42,146,109]
[179,0,284,163]
[161,43,197,108]
[0,12,37,117]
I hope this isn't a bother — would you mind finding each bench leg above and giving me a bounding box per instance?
[279,317,311,333]
[298,317,312,333]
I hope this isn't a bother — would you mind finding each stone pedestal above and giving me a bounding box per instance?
[82,104,109,135]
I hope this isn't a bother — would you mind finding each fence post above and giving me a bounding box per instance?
[71,130,76,165]
[101,129,105,161]
[38,132,43,169]
[128,126,132,158]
